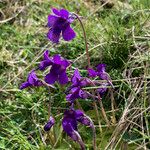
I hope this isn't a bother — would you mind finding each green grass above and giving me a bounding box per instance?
[0,0,150,149]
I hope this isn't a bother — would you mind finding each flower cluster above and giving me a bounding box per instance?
[20,8,113,150]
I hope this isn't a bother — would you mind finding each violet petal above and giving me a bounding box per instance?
[47,28,61,43]
[20,82,31,90]
[44,116,55,131]
[53,54,61,64]
[62,25,76,41]
[47,15,58,28]
[96,64,106,72]
[45,71,58,85]
[71,69,81,85]
[28,71,37,84]
[88,68,97,77]
[52,8,60,16]
[60,9,69,19]
[59,71,68,84]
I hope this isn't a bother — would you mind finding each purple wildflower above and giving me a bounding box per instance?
[62,109,78,139]
[62,109,85,150]
[75,110,94,128]
[88,64,113,86]
[44,116,55,131]
[88,64,113,96]
[47,8,76,43]
[44,54,70,85]
[97,64,113,86]
[20,70,43,90]
[62,109,94,150]
[66,69,90,103]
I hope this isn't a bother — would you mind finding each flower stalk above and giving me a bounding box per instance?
[73,13,91,68]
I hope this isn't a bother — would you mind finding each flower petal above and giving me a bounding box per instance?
[59,71,68,84]
[43,50,50,60]
[45,70,58,85]
[97,64,106,72]
[35,80,43,86]
[62,25,76,41]
[39,60,52,70]
[97,82,108,96]
[97,67,114,88]
[79,89,88,99]
[98,72,108,80]
[47,15,58,27]
[62,121,78,141]
[20,82,31,90]
[66,87,80,102]
[71,87,79,93]
[62,110,78,138]
[60,9,69,19]
[61,60,70,68]
[64,110,77,129]
[39,50,52,70]
[20,70,42,89]
[75,110,84,119]
[98,72,114,88]
[75,110,94,128]
[71,69,81,85]
[44,116,55,131]
[66,94,72,102]
[52,8,60,16]
[47,28,61,43]
[53,54,61,64]
[88,68,97,77]
[28,71,38,84]
[79,78,90,87]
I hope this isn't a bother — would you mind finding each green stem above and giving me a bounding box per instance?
[73,13,91,68]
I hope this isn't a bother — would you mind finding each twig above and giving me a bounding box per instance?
[0,7,25,24]
[93,101,102,133]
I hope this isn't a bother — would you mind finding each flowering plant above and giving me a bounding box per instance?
[20,8,113,150]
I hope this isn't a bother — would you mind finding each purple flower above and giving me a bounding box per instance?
[88,64,113,96]
[20,70,43,90]
[75,110,94,128]
[44,116,55,131]
[62,109,78,140]
[62,109,94,149]
[45,54,70,85]
[47,8,76,43]
[88,64,106,78]
[97,64,112,86]
[66,69,90,103]
[88,64,113,85]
